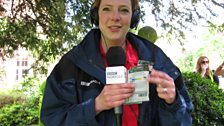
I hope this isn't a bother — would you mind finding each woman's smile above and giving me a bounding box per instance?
[108,25,122,32]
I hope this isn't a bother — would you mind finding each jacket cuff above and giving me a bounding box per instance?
[159,91,183,113]
[84,99,100,126]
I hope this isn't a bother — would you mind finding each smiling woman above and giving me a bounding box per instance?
[98,0,132,50]
[40,0,193,126]
[91,0,140,52]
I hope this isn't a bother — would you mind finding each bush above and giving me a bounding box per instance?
[0,97,39,126]
[1,73,224,126]
[183,72,224,126]
[38,81,46,126]
[0,91,27,108]
[0,76,42,126]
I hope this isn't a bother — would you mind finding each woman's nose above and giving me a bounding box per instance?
[111,10,121,21]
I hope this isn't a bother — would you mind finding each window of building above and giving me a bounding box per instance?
[22,58,28,66]
[16,56,29,81]
[17,60,20,66]
[16,69,19,80]
[22,69,28,78]
[0,49,3,58]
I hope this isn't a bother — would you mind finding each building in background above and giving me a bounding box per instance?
[0,0,35,89]
[0,48,34,89]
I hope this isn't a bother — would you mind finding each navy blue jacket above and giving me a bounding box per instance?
[40,29,193,126]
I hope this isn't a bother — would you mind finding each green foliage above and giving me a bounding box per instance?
[0,0,92,74]
[202,27,224,60]
[15,76,41,97]
[0,77,43,126]
[144,0,223,42]
[129,26,140,35]
[183,72,224,126]
[0,97,39,126]
[38,81,46,126]
[177,52,195,72]
[0,91,27,108]
[176,26,224,72]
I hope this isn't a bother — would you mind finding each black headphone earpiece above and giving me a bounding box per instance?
[90,5,99,26]
[90,6,140,29]
[130,8,140,29]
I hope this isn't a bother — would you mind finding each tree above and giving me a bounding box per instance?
[0,0,223,74]
[176,26,224,72]
[0,0,92,74]
[142,0,223,44]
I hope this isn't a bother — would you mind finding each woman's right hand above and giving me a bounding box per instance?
[95,83,135,114]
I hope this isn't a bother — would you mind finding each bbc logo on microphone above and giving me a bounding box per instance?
[107,72,118,75]
[106,66,127,84]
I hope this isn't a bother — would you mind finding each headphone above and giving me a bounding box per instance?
[90,5,140,29]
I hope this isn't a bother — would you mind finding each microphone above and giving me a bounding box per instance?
[106,46,127,126]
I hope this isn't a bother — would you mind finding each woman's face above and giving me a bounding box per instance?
[201,58,209,69]
[98,0,132,44]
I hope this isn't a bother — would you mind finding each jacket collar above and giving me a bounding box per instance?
[71,29,106,84]
[70,29,180,84]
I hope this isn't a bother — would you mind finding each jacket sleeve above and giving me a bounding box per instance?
[40,55,100,126]
[158,74,193,126]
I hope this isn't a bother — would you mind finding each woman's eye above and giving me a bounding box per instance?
[102,7,110,11]
[120,8,130,13]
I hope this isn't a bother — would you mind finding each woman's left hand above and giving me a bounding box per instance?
[147,69,176,104]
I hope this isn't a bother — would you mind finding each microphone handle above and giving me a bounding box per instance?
[114,106,122,126]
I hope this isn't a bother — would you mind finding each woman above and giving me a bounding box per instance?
[195,56,219,84]
[40,0,193,126]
